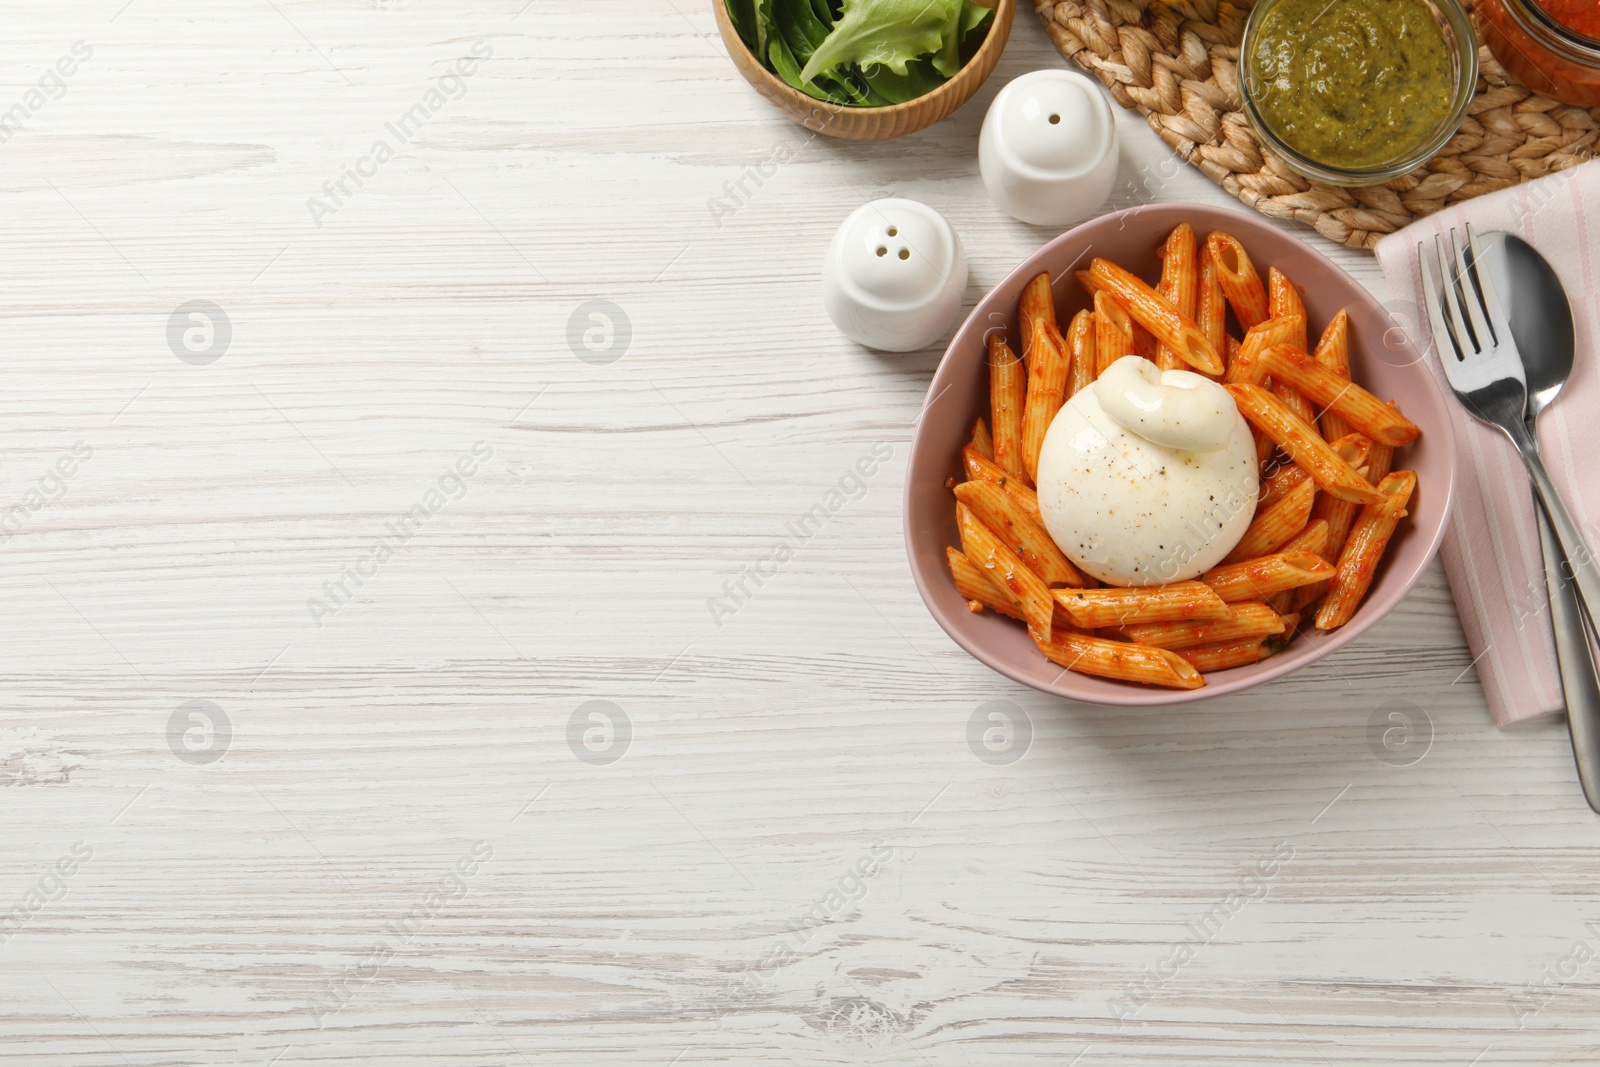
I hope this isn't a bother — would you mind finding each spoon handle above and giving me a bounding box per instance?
[1502,419,1600,640]
[1536,502,1600,813]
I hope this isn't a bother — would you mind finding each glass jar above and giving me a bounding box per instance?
[1481,0,1600,106]
[1239,0,1478,186]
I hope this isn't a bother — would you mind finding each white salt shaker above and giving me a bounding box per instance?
[979,69,1119,227]
[822,198,968,353]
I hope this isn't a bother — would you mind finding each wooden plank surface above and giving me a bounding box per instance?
[2,2,1598,1064]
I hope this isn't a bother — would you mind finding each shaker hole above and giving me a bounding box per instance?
[1049,113,1061,124]
[898,248,910,260]
[876,246,887,257]
[887,226,898,237]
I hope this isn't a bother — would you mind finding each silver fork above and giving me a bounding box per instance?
[1422,227,1600,652]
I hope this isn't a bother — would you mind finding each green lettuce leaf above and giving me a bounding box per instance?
[934,1,993,77]
[960,0,993,38]
[798,0,963,85]
[862,55,946,104]
[774,0,831,63]
[726,0,759,52]
[759,0,781,62]
[768,32,851,103]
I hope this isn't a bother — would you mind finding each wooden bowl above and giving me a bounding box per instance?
[712,0,1016,141]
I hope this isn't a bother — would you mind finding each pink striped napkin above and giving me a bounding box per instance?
[1375,161,1600,726]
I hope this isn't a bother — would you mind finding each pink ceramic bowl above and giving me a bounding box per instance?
[904,204,1457,706]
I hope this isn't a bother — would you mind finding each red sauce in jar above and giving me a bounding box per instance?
[1482,0,1600,105]
[1535,0,1600,39]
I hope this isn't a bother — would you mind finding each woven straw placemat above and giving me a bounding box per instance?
[1033,0,1600,248]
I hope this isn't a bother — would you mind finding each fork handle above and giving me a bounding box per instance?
[1535,500,1600,813]
[1503,419,1600,640]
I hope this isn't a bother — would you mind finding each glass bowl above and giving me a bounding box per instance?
[1239,0,1479,187]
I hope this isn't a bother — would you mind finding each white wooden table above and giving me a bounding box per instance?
[3,3,1598,1064]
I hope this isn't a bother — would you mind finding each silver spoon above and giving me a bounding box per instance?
[1477,231,1600,813]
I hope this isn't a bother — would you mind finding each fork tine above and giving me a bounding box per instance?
[1440,232,1479,356]
[1452,228,1495,353]
[1421,236,1461,362]
[1466,222,1512,346]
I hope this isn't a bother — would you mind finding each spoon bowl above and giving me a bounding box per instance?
[1478,232,1577,414]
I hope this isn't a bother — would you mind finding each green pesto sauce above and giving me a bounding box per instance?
[1247,0,1455,169]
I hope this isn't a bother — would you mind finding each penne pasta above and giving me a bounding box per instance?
[1364,431,1396,485]
[1052,580,1231,629]
[1079,268,1158,358]
[1179,637,1273,672]
[1254,429,1277,472]
[1313,310,1354,441]
[1281,518,1329,559]
[1265,267,1318,426]
[1263,434,1365,585]
[945,224,1421,684]
[1225,315,1300,386]
[1066,309,1096,399]
[1156,223,1199,372]
[1205,232,1270,329]
[962,445,1043,526]
[1227,328,1290,470]
[1264,590,1295,616]
[1088,258,1223,375]
[1290,577,1326,615]
[1273,531,1324,620]
[1296,441,1383,612]
[1117,602,1286,650]
[988,333,1029,483]
[1021,320,1071,483]
[947,547,1024,620]
[1225,384,1386,505]
[1313,308,1351,373]
[1224,476,1315,563]
[1094,290,1133,376]
[1299,434,1377,568]
[1019,272,1056,367]
[1197,243,1227,370]
[1201,550,1336,603]
[1255,345,1421,447]
[1272,383,1319,428]
[1131,321,1161,362]
[954,481,1084,588]
[970,417,994,460]
[959,503,1054,637]
[1257,463,1311,513]
[1033,628,1205,689]
[1327,432,1374,475]
[1315,470,1416,630]
[1267,268,1308,352]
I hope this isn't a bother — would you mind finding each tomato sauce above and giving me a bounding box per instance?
[1535,0,1600,40]
[1482,0,1600,106]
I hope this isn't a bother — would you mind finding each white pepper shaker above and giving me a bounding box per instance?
[822,198,968,353]
[979,69,1119,227]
